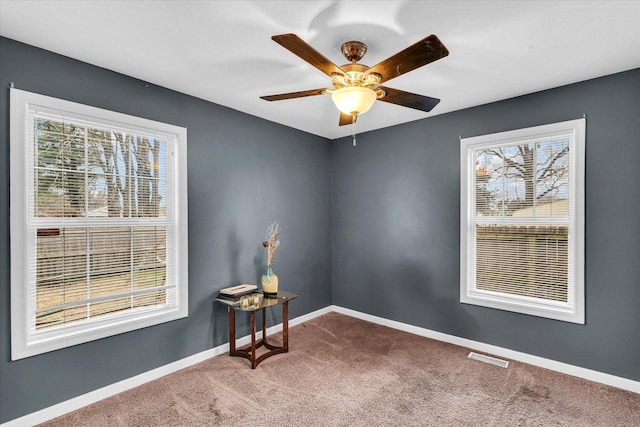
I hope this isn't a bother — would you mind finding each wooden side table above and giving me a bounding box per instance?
[216,291,298,369]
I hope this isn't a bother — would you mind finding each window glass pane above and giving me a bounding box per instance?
[82,131,168,218]
[87,173,110,217]
[63,171,86,217]
[475,144,532,216]
[475,138,570,217]
[475,224,568,302]
[34,168,87,218]
[35,118,87,218]
[35,167,65,217]
[533,137,570,217]
[131,138,166,218]
[36,227,88,329]
[86,128,111,175]
[35,118,86,170]
[119,136,133,218]
[93,131,133,217]
[89,227,131,299]
[35,226,169,330]
[132,226,166,292]
[87,129,127,217]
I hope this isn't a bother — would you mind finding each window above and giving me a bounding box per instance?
[460,119,585,323]
[10,89,188,360]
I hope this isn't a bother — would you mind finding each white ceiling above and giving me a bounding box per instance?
[1,1,639,139]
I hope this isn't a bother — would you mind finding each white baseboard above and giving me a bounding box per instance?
[4,304,637,426]
[1,305,332,427]
[330,305,640,394]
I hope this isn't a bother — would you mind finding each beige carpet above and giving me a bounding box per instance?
[41,312,640,426]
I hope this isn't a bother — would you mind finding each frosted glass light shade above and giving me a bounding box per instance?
[331,87,377,115]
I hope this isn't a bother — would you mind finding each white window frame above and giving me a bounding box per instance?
[460,119,585,323]
[10,88,189,360]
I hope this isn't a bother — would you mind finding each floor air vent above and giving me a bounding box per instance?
[468,352,509,368]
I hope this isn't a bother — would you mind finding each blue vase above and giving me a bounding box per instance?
[261,264,278,295]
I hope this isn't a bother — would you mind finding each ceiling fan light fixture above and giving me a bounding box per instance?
[331,86,377,116]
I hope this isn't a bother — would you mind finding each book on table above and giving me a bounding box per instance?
[216,294,242,303]
[217,284,258,301]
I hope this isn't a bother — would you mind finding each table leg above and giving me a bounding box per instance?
[229,307,236,353]
[282,301,289,351]
[250,310,257,369]
[262,307,267,341]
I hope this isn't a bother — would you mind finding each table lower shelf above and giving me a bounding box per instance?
[230,336,288,368]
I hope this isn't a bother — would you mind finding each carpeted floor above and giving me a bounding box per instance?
[41,312,640,426]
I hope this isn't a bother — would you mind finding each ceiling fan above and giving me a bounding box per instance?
[261,33,449,126]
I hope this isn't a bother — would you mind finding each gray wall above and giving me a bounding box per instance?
[0,37,332,423]
[332,68,640,382]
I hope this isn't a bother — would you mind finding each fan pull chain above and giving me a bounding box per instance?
[352,114,357,146]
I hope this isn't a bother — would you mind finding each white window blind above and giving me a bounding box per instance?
[460,119,585,323]
[11,89,188,359]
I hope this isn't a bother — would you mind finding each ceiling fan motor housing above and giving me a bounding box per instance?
[332,63,380,90]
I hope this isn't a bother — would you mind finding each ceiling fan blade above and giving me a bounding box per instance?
[367,35,449,84]
[339,113,357,126]
[272,33,345,78]
[378,86,441,112]
[260,88,327,101]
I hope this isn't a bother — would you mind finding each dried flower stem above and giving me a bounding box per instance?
[262,221,281,266]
